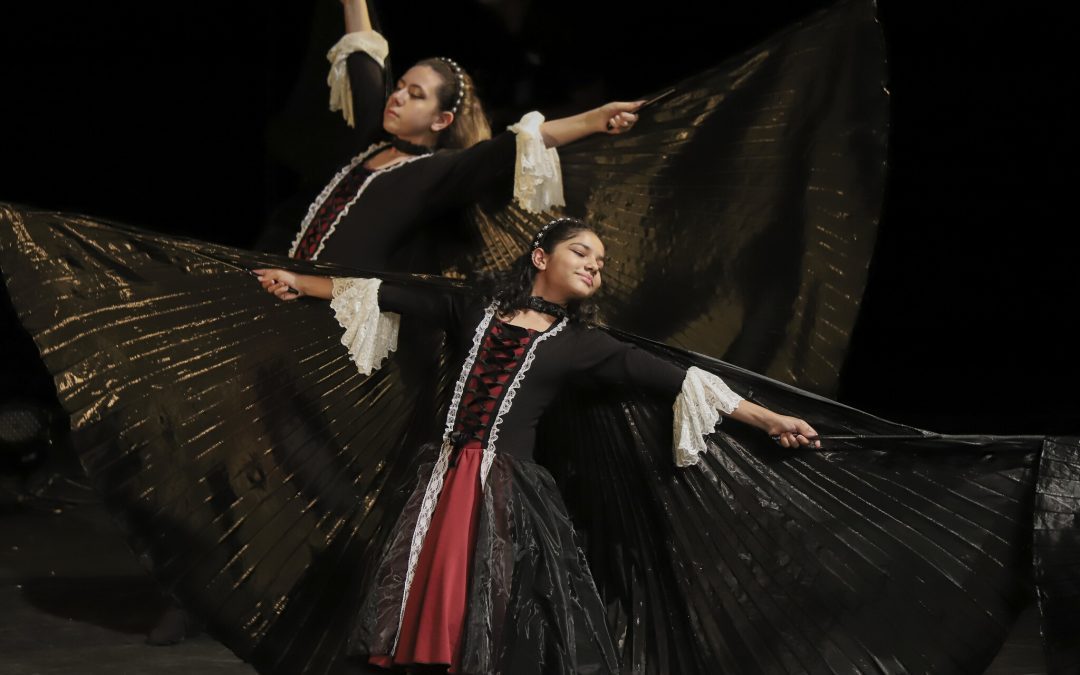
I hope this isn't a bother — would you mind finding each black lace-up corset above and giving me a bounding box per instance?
[450,321,536,449]
[292,163,375,260]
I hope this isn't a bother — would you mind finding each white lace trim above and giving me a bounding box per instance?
[287,142,383,259]
[390,438,452,654]
[481,316,568,486]
[393,303,497,651]
[442,303,499,441]
[287,143,429,261]
[326,30,389,127]
[507,111,566,214]
[673,366,744,467]
[329,278,400,376]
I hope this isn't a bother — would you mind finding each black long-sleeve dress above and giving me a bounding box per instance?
[290,46,518,273]
[332,278,730,673]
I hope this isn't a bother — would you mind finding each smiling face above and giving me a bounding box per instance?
[530,230,605,303]
[382,65,454,142]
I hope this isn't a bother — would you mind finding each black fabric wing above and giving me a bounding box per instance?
[537,332,1063,673]
[3,207,1077,673]
[467,0,889,397]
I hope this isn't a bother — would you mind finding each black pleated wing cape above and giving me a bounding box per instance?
[1,206,1076,673]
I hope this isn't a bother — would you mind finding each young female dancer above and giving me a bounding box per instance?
[256,217,817,672]
[291,0,643,273]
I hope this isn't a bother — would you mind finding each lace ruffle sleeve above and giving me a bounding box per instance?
[507,111,566,214]
[329,277,400,376]
[672,366,744,467]
[326,30,390,127]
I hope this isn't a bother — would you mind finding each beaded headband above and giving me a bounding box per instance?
[435,57,466,115]
[532,217,582,250]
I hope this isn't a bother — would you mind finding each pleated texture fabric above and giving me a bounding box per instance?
[1034,437,1080,672]
[2,206,1077,673]
[0,207,455,673]
[537,335,1056,674]
[466,0,889,397]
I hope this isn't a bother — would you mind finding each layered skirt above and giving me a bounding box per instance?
[353,442,618,674]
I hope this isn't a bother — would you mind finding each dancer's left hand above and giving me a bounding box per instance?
[765,414,821,448]
[599,101,644,134]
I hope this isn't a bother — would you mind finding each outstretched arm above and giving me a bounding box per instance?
[253,269,457,326]
[539,101,645,148]
[582,331,818,465]
[616,344,818,447]
[253,269,458,376]
[723,399,818,449]
[427,99,647,214]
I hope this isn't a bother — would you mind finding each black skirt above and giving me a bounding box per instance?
[349,444,618,674]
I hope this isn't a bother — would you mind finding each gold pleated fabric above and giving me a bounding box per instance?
[468,0,888,397]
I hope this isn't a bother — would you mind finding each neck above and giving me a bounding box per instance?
[515,296,568,322]
[394,130,438,152]
[528,281,569,307]
[530,294,567,308]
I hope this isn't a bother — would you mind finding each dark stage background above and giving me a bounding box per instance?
[0,0,1076,435]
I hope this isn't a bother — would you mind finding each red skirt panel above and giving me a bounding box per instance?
[370,443,484,672]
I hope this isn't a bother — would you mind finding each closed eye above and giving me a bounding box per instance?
[393,81,425,99]
[570,248,604,268]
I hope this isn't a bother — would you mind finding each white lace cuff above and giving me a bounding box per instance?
[672,366,744,467]
[507,111,566,214]
[329,278,400,376]
[326,30,390,127]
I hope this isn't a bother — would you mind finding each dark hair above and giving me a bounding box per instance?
[480,218,601,325]
[415,58,491,150]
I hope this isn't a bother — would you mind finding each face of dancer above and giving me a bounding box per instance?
[531,230,605,303]
[383,65,454,141]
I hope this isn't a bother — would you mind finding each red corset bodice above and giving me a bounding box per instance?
[292,163,374,260]
[451,321,537,447]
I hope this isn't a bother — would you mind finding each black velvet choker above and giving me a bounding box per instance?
[521,296,568,320]
[390,137,434,156]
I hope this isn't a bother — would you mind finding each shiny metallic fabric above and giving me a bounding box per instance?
[468,0,888,397]
[1,204,1076,673]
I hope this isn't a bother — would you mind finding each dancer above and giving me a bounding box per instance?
[291,0,643,272]
[254,217,818,672]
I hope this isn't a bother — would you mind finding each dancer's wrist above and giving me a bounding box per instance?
[591,107,609,134]
[729,400,772,431]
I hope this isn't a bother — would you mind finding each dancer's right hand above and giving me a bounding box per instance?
[253,268,302,301]
[599,101,644,134]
